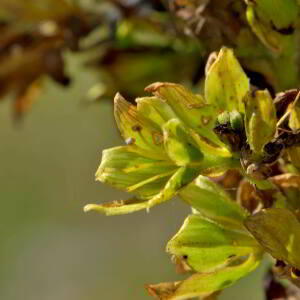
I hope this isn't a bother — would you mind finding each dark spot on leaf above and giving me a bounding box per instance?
[152,132,163,145]
[132,125,142,132]
[187,103,205,109]
[201,116,211,126]
[183,255,188,259]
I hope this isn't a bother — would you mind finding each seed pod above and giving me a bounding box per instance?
[230,110,244,132]
[217,111,230,125]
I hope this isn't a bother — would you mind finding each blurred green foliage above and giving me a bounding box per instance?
[1,0,299,119]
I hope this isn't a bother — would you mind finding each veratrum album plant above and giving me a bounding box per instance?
[85,47,300,300]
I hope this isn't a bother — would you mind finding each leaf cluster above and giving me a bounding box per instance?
[86,44,300,299]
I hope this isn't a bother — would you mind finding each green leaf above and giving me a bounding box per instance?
[179,175,248,229]
[145,82,215,128]
[146,252,262,300]
[146,166,198,209]
[245,208,300,269]
[85,166,197,215]
[145,82,225,148]
[189,129,232,158]
[95,145,177,199]
[163,119,203,166]
[136,96,177,128]
[84,198,149,216]
[163,119,237,175]
[114,93,165,152]
[205,47,249,113]
[167,214,260,273]
[244,90,276,154]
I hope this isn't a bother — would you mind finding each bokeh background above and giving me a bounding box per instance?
[0,52,268,300]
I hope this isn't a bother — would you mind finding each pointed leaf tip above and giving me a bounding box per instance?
[82,198,150,215]
[83,204,98,213]
[205,47,249,113]
[146,282,180,300]
[113,93,165,152]
[145,82,175,93]
[114,92,124,104]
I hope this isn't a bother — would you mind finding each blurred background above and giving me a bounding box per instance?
[0,0,270,299]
